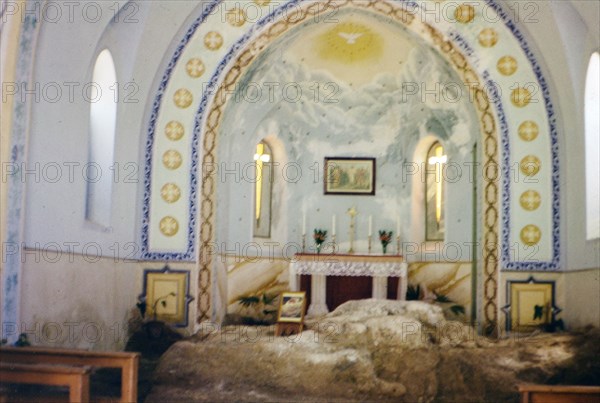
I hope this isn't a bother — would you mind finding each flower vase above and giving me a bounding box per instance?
[316,243,322,254]
[382,244,387,254]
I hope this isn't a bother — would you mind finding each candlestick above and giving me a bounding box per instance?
[302,211,306,235]
[302,234,306,252]
[332,214,336,236]
[396,235,401,256]
[347,207,357,254]
[368,235,372,254]
[368,215,372,237]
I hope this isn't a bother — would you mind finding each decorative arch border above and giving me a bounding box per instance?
[194,1,501,331]
[140,0,561,333]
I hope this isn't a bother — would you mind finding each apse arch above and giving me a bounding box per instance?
[142,0,561,335]
[194,1,500,332]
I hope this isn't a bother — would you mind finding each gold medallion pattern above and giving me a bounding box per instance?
[226,8,247,27]
[161,183,182,203]
[511,87,532,107]
[253,0,270,5]
[162,150,183,170]
[186,58,205,78]
[478,28,498,47]
[520,190,541,211]
[173,88,193,108]
[204,31,223,50]
[518,121,539,142]
[520,155,541,176]
[454,4,475,23]
[497,56,517,76]
[165,121,184,141]
[159,216,179,237]
[520,224,541,246]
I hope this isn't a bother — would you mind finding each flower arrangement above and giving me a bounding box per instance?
[313,229,327,253]
[378,230,393,254]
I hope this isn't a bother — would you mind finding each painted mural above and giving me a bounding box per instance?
[218,8,478,254]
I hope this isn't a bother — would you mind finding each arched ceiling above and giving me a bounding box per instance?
[142,0,560,274]
[288,10,414,87]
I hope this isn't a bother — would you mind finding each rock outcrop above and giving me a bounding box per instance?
[148,300,599,402]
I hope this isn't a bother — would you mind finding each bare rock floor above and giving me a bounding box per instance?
[147,300,599,402]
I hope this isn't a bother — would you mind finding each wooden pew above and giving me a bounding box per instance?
[0,347,140,402]
[0,362,91,402]
[518,384,600,403]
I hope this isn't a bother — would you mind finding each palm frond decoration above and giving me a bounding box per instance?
[262,293,278,305]
[406,284,421,301]
[434,293,452,303]
[238,295,261,307]
[450,304,466,316]
[406,283,466,317]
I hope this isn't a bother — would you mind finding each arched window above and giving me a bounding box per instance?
[585,52,599,240]
[253,141,273,237]
[86,49,117,226]
[426,141,446,241]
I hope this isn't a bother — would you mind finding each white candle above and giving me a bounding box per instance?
[396,215,401,236]
[332,214,336,236]
[368,215,372,236]
[302,211,306,235]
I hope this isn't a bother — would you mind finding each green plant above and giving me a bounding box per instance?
[237,292,279,325]
[136,292,176,322]
[151,292,176,321]
[15,333,31,347]
[433,292,466,316]
[406,283,465,317]
[533,304,565,332]
[406,284,421,301]
[378,230,393,247]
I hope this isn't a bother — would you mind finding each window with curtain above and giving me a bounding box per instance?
[86,49,117,226]
[253,141,273,237]
[585,52,599,240]
[425,141,446,241]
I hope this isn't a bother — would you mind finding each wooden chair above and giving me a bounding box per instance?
[518,383,600,403]
[0,362,91,402]
[0,347,140,402]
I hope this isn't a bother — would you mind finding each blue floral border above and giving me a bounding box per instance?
[2,1,40,340]
[487,1,560,271]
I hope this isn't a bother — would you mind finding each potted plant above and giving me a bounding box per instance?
[136,292,177,339]
[313,229,327,254]
[378,230,393,254]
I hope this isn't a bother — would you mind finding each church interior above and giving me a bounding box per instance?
[1,0,599,401]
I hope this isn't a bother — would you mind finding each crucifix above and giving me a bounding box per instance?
[347,206,358,254]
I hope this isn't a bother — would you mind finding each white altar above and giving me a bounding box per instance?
[289,253,408,316]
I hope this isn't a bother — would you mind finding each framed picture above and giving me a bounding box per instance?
[503,276,561,332]
[324,157,376,195]
[277,291,307,323]
[140,265,193,327]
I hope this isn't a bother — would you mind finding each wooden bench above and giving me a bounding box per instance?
[518,384,600,403]
[0,362,91,402]
[0,347,139,402]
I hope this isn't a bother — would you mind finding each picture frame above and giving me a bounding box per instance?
[324,157,376,195]
[502,276,561,332]
[140,265,193,327]
[277,291,307,323]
